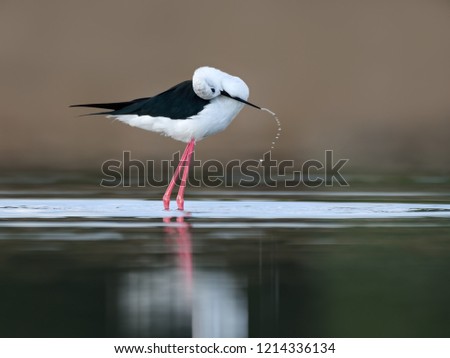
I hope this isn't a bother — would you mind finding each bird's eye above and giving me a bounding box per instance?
[210,88,215,93]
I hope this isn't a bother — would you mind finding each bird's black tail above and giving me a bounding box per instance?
[70,97,151,115]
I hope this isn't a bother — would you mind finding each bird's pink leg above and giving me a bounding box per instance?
[176,139,196,210]
[163,141,193,210]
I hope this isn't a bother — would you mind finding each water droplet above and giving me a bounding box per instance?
[260,107,281,157]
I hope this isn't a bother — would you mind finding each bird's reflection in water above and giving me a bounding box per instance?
[163,216,193,296]
[115,215,248,338]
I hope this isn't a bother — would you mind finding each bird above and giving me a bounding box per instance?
[71,66,262,210]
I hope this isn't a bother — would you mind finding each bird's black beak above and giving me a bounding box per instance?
[221,90,261,110]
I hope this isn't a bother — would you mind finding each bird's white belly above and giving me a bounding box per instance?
[110,97,244,143]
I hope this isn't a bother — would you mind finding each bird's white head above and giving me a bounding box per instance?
[192,66,260,109]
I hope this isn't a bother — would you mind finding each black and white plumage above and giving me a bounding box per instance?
[71,66,261,210]
[71,66,260,143]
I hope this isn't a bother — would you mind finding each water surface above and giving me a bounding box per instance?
[1,177,450,337]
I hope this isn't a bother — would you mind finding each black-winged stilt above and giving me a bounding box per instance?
[71,66,264,210]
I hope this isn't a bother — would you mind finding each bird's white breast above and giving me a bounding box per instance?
[110,96,245,143]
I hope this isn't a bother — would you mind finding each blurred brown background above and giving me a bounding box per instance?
[1,0,449,173]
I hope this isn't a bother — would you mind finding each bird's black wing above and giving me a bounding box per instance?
[70,80,209,120]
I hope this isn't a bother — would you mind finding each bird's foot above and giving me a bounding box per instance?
[176,195,185,211]
[163,195,171,210]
